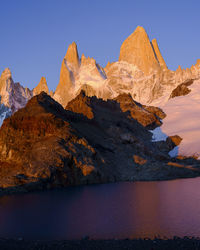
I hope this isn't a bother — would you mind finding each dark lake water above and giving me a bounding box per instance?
[0,178,200,240]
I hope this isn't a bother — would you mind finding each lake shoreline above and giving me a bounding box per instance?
[1,173,200,198]
[0,237,200,250]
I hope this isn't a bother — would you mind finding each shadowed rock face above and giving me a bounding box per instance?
[66,91,165,129]
[0,92,199,194]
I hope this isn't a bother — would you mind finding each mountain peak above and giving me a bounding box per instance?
[64,41,80,69]
[196,59,200,66]
[81,54,96,66]
[54,58,74,107]
[81,53,86,61]
[134,26,148,34]
[119,26,162,74]
[33,76,49,96]
[0,68,12,81]
[0,68,14,95]
[0,68,32,113]
[176,65,182,72]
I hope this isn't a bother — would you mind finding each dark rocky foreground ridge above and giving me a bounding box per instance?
[0,91,199,195]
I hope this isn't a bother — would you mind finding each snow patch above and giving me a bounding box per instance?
[0,104,11,127]
[149,127,168,142]
[168,146,179,157]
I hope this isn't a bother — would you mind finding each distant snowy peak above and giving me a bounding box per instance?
[0,68,33,126]
[1,26,200,115]
[53,26,200,108]
[0,68,52,127]
[0,68,32,112]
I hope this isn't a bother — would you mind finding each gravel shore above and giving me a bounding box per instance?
[1,237,200,250]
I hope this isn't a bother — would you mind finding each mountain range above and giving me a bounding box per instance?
[0,26,200,193]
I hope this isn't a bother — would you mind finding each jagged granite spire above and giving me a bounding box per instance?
[53,42,80,106]
[151,38,168,70]
[64,41,80,70]
[119,26,163,74]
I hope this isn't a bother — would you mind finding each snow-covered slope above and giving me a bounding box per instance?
[0,102,11,127]
[72,55,114,100]
[151,78,200,159]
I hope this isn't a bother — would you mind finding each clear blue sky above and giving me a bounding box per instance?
[0,0,200,91]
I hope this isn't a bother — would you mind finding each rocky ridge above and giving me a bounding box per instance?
[0,92,199,194]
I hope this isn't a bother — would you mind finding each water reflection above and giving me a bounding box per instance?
[0,178,200,239]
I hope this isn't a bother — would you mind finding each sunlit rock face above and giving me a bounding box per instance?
[65,41,80,70]
[53,42,112,107]
[33,76,49,96]
[119,26,161,75]
[151,38,168,70]
[53,42,79,107]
